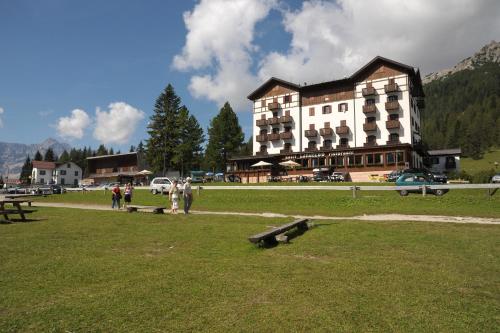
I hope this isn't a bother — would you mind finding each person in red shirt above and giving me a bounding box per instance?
[111,184,122,209]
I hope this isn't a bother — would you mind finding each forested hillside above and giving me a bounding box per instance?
[422,62,500,158]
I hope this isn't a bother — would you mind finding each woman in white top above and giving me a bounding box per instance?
[168,179,180,214]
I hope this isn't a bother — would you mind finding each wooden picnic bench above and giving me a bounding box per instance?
[126,205,166,214]
[248,218,309,246]
[0,199,37,222]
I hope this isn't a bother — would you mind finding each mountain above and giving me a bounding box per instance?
[0,138,72,177]
[422,41,500,159]
[423,40,500,84]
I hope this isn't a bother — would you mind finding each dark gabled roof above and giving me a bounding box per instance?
[350,55,416,80]
[247,77,300,100]
[427,148,462,156]
[86,152,137,160]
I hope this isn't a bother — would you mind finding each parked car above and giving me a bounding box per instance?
[403,168,447,183]
[329,172,346,182]
[386,170,404,182]
[149,177,182,194]
[492,174,500,183]
[395,173,448,196]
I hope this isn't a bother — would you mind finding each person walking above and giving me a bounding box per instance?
[168,179,180,214]
[123,183,133,209]
[183,177,193,214]
[111,184,122,209]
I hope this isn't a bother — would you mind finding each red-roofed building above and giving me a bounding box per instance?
[31,161,56,184]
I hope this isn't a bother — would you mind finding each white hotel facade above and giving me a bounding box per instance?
[228,56,426,182]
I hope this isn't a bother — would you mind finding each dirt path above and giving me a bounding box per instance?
[31,201,500,225]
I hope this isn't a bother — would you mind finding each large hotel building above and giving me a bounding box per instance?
[227,56,426,182]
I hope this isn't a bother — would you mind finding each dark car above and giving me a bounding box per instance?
[403,168,447,183]
[387,170,404,182]
[396,173,448,196]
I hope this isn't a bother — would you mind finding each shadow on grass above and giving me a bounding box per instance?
[0,218,46,224]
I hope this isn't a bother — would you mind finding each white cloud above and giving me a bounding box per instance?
[175,0,500,111]
[172,0,277,111]
[56,109,91,139]
[0,107,4,127]
[93,102,145,144]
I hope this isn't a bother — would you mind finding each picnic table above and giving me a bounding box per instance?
[0,199,36,222]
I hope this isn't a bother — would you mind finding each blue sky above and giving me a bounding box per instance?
[1,0,498,152]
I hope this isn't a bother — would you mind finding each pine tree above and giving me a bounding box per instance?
[129,145,136,152]
[146,84,182,175]
[19,156,33,184]
[109,147,114,155]
[59,150,70,163]
[137,141,145,154]
[205,102,244,173]
[96,145,108,156]
[33,150,43,161]
[44,148,56,162]
[240,135,253,156]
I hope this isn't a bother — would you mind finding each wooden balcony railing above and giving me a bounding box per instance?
[268,133,280,141]
[268,102,280,110]
[256,119,267,127]
[386,140,401,145]
[384,83,399,93]
[256,134,268,142]
[386,120,401,129]
[304,147,318,152]
[280,149,293,154]
[362,104,376,114]
[363,122,377,132]
[335,125,349,135]
[336,144,350,149]
[385,101,399,111]
[319,128,333,136]
[364,141,377,147]
[319,146,333,151]
[267,117,280,125]
[304,129,318,137]
[280,131,293,140]
[362,87,376,96]
[279,115,293,123]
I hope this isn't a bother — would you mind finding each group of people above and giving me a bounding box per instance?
[110,177,193,214]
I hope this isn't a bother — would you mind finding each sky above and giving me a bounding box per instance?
[1,0,499,152]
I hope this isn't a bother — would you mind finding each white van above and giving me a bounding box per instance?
[149,177,182,195]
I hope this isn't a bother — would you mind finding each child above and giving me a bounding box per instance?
[168,179,179,214]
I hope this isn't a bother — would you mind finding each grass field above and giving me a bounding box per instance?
[461,148,500,174]
[1,208,499,332]
[35,187,500,217]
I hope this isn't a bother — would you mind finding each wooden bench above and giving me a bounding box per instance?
[0,199,37,222]
[248,219,309,246]
[126,205,166,214]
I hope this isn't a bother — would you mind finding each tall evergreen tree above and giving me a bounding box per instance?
[96,145,108,156]
[129,145,136,152]
[44,148,56,162]
[109,147,114,155]
[240,135,253,156]
[205,102,244,173]
[19,156,33,184]
[146,84,182,175]
[59,150,70,163]
[33,150,43,161]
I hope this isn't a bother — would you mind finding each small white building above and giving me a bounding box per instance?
[426,149,461,174]
[31,161,56,185]
[54,162,82,186]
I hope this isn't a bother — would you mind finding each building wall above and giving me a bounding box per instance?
[32,168,54,184]
[54,162,82,186]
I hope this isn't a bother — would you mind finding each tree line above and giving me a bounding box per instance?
[13,83,253,184]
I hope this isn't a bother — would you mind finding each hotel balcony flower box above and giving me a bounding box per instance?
[363,122,377,132]
[386,140,401,145]
[256,119,268,127]
[336,144,350,149]
[304,129,318,138]
[268,102,280,110]
[362,104,376,114]
[384,83,399,93]
[279,115,293,123]
[362,86,376,97]
[280,131,293,140]
[335,125,349,135]
[256,151,268,156]
[280,149,293,154]
[319,128,333,136]
[268,133,281,141]
[364,142,378,147]
[304,147,318,152]
[385,101,399,111]
[266,117,280,125]
[386,120,401,129]
[256,134,268,142]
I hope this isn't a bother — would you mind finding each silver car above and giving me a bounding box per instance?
[149,177,182,195]
[492,174,500,183]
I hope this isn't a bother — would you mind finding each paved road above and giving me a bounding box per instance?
[30,201,500,225]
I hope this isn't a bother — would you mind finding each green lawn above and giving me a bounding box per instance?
[461,148,500,173]
[36,187,500,217]
[1,208,499,332]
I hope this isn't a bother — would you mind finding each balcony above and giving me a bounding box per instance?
[319,128,333,136]
[385,101,399,111]
[362,104,376,114]
[256,119,268,127]
[304,129,318,138]
[319,146,333,151]
[363,122,377,132]
[268,133,280,141]
[384,83,399,93]
[386,120,401,129]
[268,102,280,110]
[279,115,293,123]
[280,131,293,140]
[336,144,350,149]
[335,125,349,135]
[256,134,268,142]
[362,86,376,96]
[280,149,293,154]
[364,141,378,147]
[304,147,318,152]
[386,140,401,145]
[267,117,280,125]
[256,151,268,156]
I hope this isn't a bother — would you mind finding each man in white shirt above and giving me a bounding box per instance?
[183,177,193,214]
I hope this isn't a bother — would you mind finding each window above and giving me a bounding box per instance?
[366,135,376,144]
[260,145,267,153]
[309,107,315,116]
[431,157,440,165]
[386,152,403,165]
[284,126,291,132]
[340,120,346,126]
[272,127,279,134]
[367,116,376,123]
[284,143,291,151]
[40,170,46,175]
[332,156,344,167]
[338,103,348,112]
[285,110,290,116]
[389,113,399,121]
[283,95,291,103]
[323,140,332,148]
[322,105,332,114]
[386,152,395,164]
[366,153,383,165]
[40,178,45,184]
[272,112,278,117]
[389,133,399,142]
[388,95,398,102]
[74,171,79,176]
[366,98,375,105]
[324,122,330,128]
[61,178,65,185]
[388,78,395,84]
[60,170,67,175]
[308,141,317,149]
[259,129,267,135]
[309,124,315,130]
[261,100,266,107]
[67,163,71,168]
[339,138,348,146]
[347,155,363,166]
